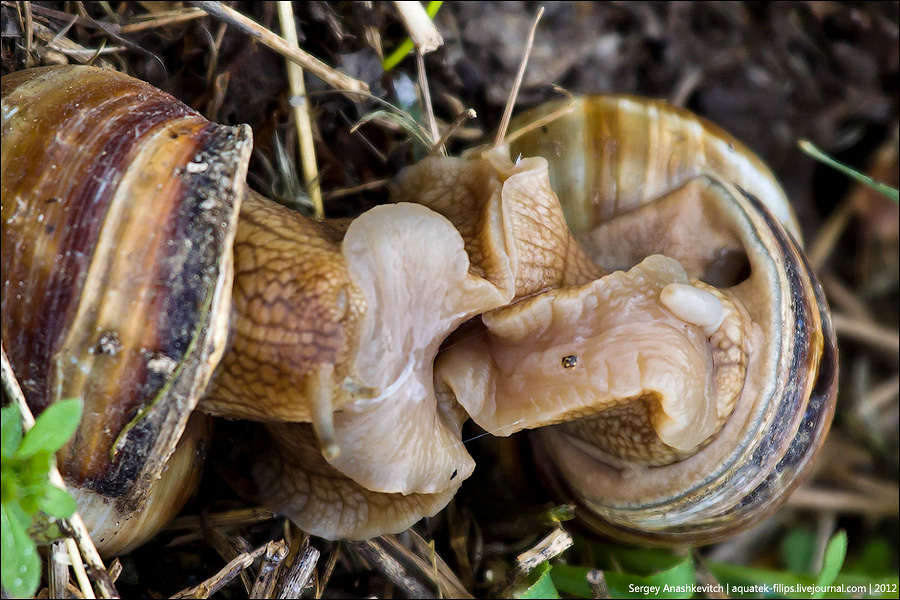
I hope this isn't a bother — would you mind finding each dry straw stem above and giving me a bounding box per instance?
[586,569,611,599]
[277,1,325,219]
[170,543,268,599]
[275,544,319,599]
[189,1,369,97]
[831,313,899,357]
[494,5,545,147]
[1,344,119,600]
[379,532,473,599]
[248,539,288,598]
[117,7,207,34]
[351,539,435,598]
[393,1,444,54]
[500,527,573,597]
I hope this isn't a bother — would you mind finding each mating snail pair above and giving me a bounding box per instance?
[1,65,837,555]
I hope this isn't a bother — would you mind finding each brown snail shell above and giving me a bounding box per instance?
[502,96,839,545]
[1,66,248,553]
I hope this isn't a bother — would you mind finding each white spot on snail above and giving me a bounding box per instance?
[147,355,178,375]
[185,161,208,174]
[659,283,725,336]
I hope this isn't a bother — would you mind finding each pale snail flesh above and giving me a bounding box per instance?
[504,96,839,545]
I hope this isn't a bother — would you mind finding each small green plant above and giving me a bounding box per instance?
[2,399,82,598]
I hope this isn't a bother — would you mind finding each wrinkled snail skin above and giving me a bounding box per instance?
[493,97,839,546]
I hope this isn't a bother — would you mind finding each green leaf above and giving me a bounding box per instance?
[17,399,82,458]
[1,405,22,459]
[518,562,560,599]
[813,530,847,598]
[1,503,41,598]
[844,538,894,577]
[552,557,695,599]
[38,484,77,519]
[780,528,815,573]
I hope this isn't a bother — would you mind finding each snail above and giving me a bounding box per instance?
[1,65,837,554]
[404,96,838,546]
[0,65,527,550]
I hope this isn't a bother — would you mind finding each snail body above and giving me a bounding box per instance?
[1,65,519,548]
[2,66,837,552]
[513,95,837,545]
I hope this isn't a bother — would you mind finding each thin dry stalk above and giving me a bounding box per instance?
[407,530,473,599]
[67,537,95,599]
[351,539,435,599]
[821,273,876,324]
[49,539,70,599]
[19,0,35,67]
[692,554,729,600]
[788,485,899,516]
[586,569,612,599]
[277,1,324,219]
[117,7,206,34]
[417,51,440,145]
[249,539,289,599]
[393,1,443,53]
[168,508,277,532]
[202,517,253,594]
[808,197,856,271]
[500,527,573,597]
[322,177,391,202]
[1,344,119,599]
[189,1,369,97]
[30,20,121,65]
[277,545,320,599]
[314,544,340,599]
[831,313,899,357]
[170,543,268,599]
[427,108,477,158]
[494,6,544,148]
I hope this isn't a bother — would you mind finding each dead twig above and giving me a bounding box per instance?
[249,539,289,599]
[170,543,268,599]
[277,1,324,219]
[351,539,435,599]
[499,527,573,597]
[831,313,899,357]
[393,1,443,54]
[495,5,544,148]
[586,569,612,599]
[276,542,320,599]
[189,1,369,97]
